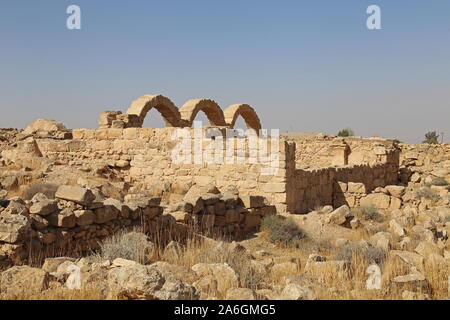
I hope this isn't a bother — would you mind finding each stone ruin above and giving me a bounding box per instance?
[2,93,433,265]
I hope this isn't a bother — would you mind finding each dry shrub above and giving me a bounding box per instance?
[160,237,266,293]
[260,215,306,248]
[334,242,386,266]
[89,230,155,264]
[422,258,448,299]
[427,177,449,187]
[353,205,384,223]
[415,187,440,202]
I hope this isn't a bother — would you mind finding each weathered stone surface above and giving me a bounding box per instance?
[94,205,119,224]
[4,200,29,216]
[191,263,238,295]
[29,198,58,216]
[225,288,257,300]
[47,208,76,228]
[326,205,350,225]
[0,266,50,298]
[0,214,31,243]
[42,257,76,273]
[240,195,266,208]
[414,241,443,258]
[360,194,391,210]
[74,209,96,226]
[385,185,406,198]
[390,250,424,272]
[55,185,95,206]
[279,283,316,300]
[29,214,49,230]
[24,119,67,135]
[107,264,198,300]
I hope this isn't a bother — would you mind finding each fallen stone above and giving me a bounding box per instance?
[55,185,95,206]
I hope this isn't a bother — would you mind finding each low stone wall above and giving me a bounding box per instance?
[0,184,276,266]
[286,162,399,213]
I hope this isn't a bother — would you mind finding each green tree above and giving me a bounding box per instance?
[337,128,354,137]
[423,131,439,144]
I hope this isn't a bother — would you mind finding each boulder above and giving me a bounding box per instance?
[107,264,197,300]
[191,263,239,296]
[360,193,391,210]
[74,209,95,226]
[42,257,77,273]
[29,198,58,216]
[225,288,257,300]
[55,185,95,206]
[326,205,350,225]
[392,272,429,291]
[94,205,119,224]
[279,283,316,300]
[0,214,31,243]
[385,185,406,198]
[47,208,76,228]
[390,250,424,272]
[414,241,443,258]
[389,219,405,237]
[0,266,50,298]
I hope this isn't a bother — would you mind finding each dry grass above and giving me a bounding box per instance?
[0,283,106,300]
[1,227,447,300]
[88,229,155,264]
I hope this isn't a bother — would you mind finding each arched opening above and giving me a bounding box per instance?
[224,104,262,132]
[191,111,211,127]
[126,95,181,127]
[179,99,227,127]
[142,107,167,128]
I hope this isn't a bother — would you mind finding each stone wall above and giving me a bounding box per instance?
[2,124,405,218]
[36,128,289,213]
[398,143,450,184]
[284,133,399,169]
[285,143,399,213]
[0,185,276,266]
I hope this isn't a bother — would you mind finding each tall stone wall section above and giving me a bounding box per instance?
[36,128,289,213]
[285,134,399,169]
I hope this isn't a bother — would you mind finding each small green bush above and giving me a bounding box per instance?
[427,177,449,187]
[91,230,154,264]
[261,215,306,247]
[337,128,354,137]
[423,131,439,144]
[415,187,440,202]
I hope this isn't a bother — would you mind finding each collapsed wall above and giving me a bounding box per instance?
[0,184,276,266]
[398,143,450,184]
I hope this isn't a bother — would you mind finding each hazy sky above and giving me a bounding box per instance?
[0,1,449,143]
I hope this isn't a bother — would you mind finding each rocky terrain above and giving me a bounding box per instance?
[0,120,448,300]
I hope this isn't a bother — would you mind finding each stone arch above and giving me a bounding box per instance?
[179,99,227,127]
[126,94,181,127]
[223,104,262,132]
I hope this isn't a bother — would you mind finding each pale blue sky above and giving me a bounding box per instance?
[0,1,449,143]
